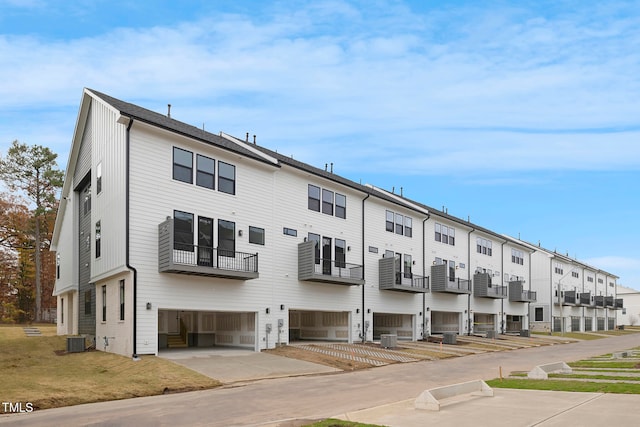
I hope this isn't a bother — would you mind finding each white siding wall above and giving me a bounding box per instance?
[95,272,133,355]
[364,198,426,340]
[90,100,127,280]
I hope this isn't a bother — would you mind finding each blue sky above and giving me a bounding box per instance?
[1,0,639,289]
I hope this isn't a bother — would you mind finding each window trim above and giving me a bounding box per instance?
[218,219,236,257]
[249,226,265,245]
[119,280,125,321]
[218,161,236,195]
[173,147,193,184]
[335,193,346,219]
[322,189,334,215]
[101,285,107,322]
[173,210,194,252]
[196,154,215,190]
[95,220,101,258]
[308,185,320,212]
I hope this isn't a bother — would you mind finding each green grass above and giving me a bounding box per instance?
[549,332,604,340]
[549,373,640,381]
[569,360,640,369]
[0,325,221,410]
[486,379,640,394]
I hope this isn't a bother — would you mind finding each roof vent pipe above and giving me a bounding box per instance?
[167,104,171,118]
[330,163,333,173]
[400,187,403,197]
[246,132,249,142]
[253,134,256,144]
[325,163,328,171]
[392,186,395,194]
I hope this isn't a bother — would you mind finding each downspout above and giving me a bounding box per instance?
[361,193,370,343]
[125,118,139,359]
[527,248,536,332]
[466,226,475,336]
[500,241,506,334]
[422,214,430,339]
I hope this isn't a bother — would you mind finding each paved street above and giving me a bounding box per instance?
[1,333,639,426]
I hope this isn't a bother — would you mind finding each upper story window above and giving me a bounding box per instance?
[96,162,102,194]
[196,154,215,190]
[218,219,236,257]
[249,226,265,245]
[173,147,193,184]
[335,193,346,219]
[174,210,194,251]
[83,184,91,216]
[435,223,455,245]
[597,278,603,284]
[554,262,564,275]
[307,184,346,219]
[218,161,236,195]
[95,221,101,258]
[56,253,60,279]
[308,185,320,211]
[587,276,594,283]
[571,271,579,278]
[511,249,524,265]
[477,238,492,256]
[386,210,412,237]
[322,189,334,215]
[609,281,615,287]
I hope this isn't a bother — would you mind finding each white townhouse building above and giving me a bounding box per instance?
[617,285,640,326]
[51,89,615,358]
[515,241,622,333]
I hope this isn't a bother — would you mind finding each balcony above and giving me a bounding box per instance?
[614,298,624,309]
[158,219,258,280]
[605,296,615,308]
[378,257,429,293]
[298,241,364,286]
[594,295,605,307]
[559,290,578,306]
[430,264,471,294]
[508,281,537,302]
[578,292,593,307]
[473,273,507,299]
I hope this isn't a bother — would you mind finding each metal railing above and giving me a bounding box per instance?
[444,277,471,292]
[172,244,258,273]
[395,272,430,291]
[313,258,364,280]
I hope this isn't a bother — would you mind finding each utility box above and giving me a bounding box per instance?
[381,334,397,348]
[443,332,457,345]
[66,336,85,353]
[486,330,497,339]
[520,329,530,337]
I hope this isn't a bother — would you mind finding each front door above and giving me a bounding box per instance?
[322,237,332,275]
[198,216,213,266]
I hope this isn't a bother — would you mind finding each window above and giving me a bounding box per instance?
[554,263,564,275]
[597,278,603,284]
[395,213,403,235]
[477,238,492,256]
[404,254,412,278]
[335,193,346,219]
[385,210,394,232]
[173,147,193,183]
[102,285,106,322]
[174,210,194,251]
[95,221,101,258]
[322,189,334,215]
[196,154,215,189]
[249,226,265,245]
[368,246,378,254]
[218,161,236,195]
[84,290,91,315]
[435,223,455,245]
[197,216,214,266]
[404,217,412,237]
[335,239,346,268]
[56,253,60,279]
[511,249,524,265]
[385,250,395,259]
[96,162,102,194]
[83,185,91,216]
[572,271,579,278]
[119,280,125,321]
[535,307,544,322]
[283,227,297,237]
[308,185,320,211]
[218,219,235,257]
[587,276,594,283]
[308,233,321,264]
[61,298,64,324]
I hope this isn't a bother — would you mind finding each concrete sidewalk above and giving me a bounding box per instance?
[333,389,640,427]
[160,348,340,384]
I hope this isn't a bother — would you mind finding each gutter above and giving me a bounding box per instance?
[422,214,430,338]
[124,118,139,359]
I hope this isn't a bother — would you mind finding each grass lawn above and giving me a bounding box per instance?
[487,379,640,394]
[0,324,221,410]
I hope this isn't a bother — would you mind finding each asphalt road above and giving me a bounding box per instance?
[1,333,639,427]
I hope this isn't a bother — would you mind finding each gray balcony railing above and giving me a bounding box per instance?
[378,257,429,293]
[473,273,507,299]
[561,290,578,305]
[579,292,593,306]
[158,219,258,280]
[614,298,624,309]
[430,264,471,294]
[605,296,615,308]
[594,296,605,307]
[298,241,364,286]
[508,281,536,302]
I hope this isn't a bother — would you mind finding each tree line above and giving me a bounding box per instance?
[0,140,63,323]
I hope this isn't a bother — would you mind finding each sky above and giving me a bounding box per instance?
[0,0,639,289]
